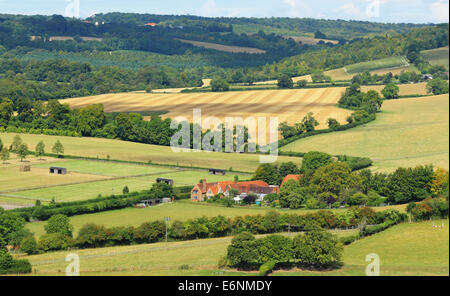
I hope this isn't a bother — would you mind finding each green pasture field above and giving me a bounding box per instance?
[22,229,357,276]
[25,200,406,239]
[20,220,447,276]
[12,169,247,203]
[344,56,410,75]
[421,46,449,68]
[275,219,449,276]
[0,133,302,173]
[281,94,450,172]
[32,159,177,177]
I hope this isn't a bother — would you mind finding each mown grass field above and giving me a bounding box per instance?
[0,157,108,193]
[25,200,406,239]
[13,168,246,203]
[0,156,250,205]
[60,87,352,131]
[0,133,302,173]
[421,46,449,68]
[281,94,449,172]
[20,220,447,276]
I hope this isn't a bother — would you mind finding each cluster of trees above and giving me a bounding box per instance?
[1,99,178,146]
[0,209,32,274]
[406,168,449,221]
[226,229,342,271]
[278,107,374,141]
[338,83,383,113]
[277,112,319,139]
[0,135,64,163]
[253,151,445,209]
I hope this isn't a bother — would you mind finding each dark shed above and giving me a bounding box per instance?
[49,167,67,175]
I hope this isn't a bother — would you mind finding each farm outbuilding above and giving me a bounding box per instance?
[49,167,67,175]
[209,168,226,175]
[156,178,174,186]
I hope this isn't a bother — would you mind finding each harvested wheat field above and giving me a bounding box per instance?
[362,82,429,96]
[286,36,339,45]
[282,94,449,172]
[151,79,212,94]
[60,87,351,134]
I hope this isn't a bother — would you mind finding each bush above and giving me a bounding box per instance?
[44,214,73,237]
[76,224,108,248]
[259,260,276,276]
[38,233,73,252]
[0,248,32,274]
[21,235,39,255]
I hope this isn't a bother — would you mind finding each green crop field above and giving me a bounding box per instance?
[0,133,302,173]
[421,46,449,68]
[20,220,447,276]
[281,94,449,172]
[25,200,406,239]
[344,56,410,75]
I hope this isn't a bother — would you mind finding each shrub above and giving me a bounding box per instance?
[44,214,74,237]
[259,260,276,276]
[76,224,108,248]
[134,220,165,243]
[21,235,39,255]
[218,255,228,269]
[38,233,73,252]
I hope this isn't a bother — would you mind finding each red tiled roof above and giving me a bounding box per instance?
[192,180,273,196]
[281,174,302,187]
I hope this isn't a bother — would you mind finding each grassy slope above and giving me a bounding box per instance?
[0,133,302,173]
[21,220,448,276]
[281,94,449,172]
[25,200,406,238]
[345,56,410,74]
[421,46,449,68]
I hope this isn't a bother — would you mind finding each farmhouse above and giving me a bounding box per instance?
[281,174,302,187]
[191,179,279,202]
[49,167,67,175]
